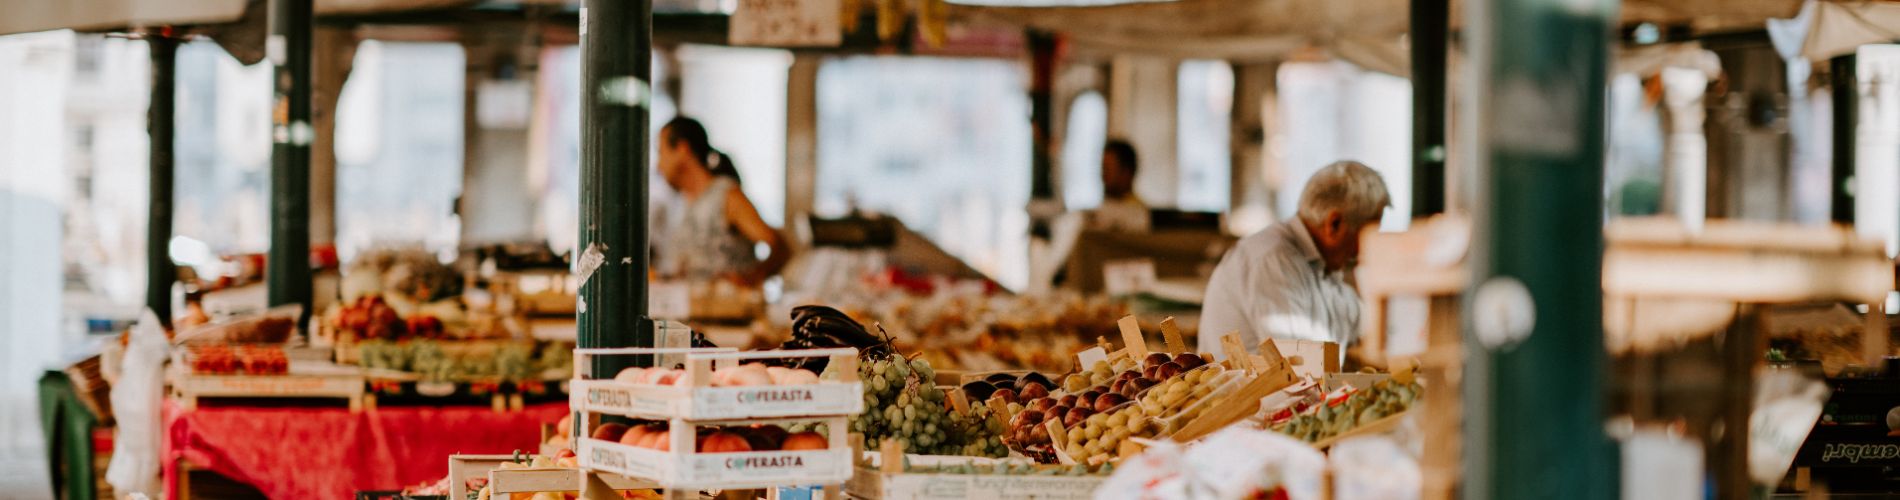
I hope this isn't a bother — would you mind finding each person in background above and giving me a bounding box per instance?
[1198,160,1390,360]
[655,117,791,286]
[1088,139,1149,232]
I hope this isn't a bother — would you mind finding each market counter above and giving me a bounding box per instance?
[162,399,565,498]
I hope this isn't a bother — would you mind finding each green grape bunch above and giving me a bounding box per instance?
[946,399,1010,458]
[852,353,956,454]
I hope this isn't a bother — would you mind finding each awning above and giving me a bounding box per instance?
[0,0,484,37]
[953,0,1804,67]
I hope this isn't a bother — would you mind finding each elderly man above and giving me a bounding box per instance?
[1198,161,1392,359]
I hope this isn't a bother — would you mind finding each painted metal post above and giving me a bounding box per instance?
[147,32,178,327]
[1410,0,1448,217]
[1833,54,1858,224]
[1027,30,1057,238]
[578,0,654,377]
[1463,0,1617,498]
[267,0,313,320]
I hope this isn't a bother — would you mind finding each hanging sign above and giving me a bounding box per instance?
[729,0,843,47]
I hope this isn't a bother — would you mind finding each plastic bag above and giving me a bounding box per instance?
[106,310,170,496]
[1329,435,1420,500]
[1096,427,1325,500]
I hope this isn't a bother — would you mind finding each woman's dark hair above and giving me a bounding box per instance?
[708,149,741,184]
[663,116,740,184]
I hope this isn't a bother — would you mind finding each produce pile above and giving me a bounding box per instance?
[183,344,288,375]
[357,339,570,382]
[1267,377,1420,444]
[851,352,1010,457]
[814,290,1133,374]
[988,352,1226,463]
[590,421,831,453]
[610,362,822,387]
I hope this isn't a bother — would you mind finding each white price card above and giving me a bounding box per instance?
[729,0,843,47]
[1103,258,1157,297]
[651,282,691,320]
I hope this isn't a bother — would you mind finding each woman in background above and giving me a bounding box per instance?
[654,117,791,286]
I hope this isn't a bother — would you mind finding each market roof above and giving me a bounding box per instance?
[953,0,1810,65]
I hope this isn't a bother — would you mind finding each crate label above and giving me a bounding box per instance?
[583,440,668,480]
[983,476,1097,499]
[691,383,863,419]
[192,376,355,396]
[686,450,844,483]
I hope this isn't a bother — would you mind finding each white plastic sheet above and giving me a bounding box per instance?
[105,310,170,497]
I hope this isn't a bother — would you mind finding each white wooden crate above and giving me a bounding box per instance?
[571,347,862,420]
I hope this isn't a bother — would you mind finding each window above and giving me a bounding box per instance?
[816,56,1032,290]
[1061,91,1108,210]
[333,41,465,262]
[1176,60,1233,212]
[1275,61,1412,230]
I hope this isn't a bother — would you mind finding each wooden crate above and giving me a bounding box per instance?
[575,416,854,490]
[570,348,862,421]
[170,362,366,411]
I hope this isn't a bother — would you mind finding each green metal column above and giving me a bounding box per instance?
[147,32,179,327]
[1410,0,1448,217]
[1464,0,1616,498]
[1831,54,1857,224]
[267,0,313,319]
[1028,30,1056,203]
[578,0,654,377]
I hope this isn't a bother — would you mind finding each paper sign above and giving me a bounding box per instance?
[729,0,843,47]
[651,282,690,320]
[1103,259,1157,297]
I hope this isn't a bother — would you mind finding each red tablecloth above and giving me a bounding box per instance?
[162,400,566,499]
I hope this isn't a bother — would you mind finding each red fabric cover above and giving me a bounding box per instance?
[162,400,566,499]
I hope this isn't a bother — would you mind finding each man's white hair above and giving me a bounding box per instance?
[1296,160,1392,228]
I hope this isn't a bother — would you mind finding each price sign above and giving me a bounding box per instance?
[1103,258,1157,297]
[729,0,843,47]
[651,282,691,320]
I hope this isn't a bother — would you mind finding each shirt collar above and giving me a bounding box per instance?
[1284,217,1324,264]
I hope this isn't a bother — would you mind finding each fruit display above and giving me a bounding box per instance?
[358,339,570,382]
[847,348,1010,457]
[994,351,1221,463]
[1268,378,1421,444]
[593,421,832,453]
[610,363,821,387]
[183,344,289,375]
[799,289,1134,374]
[852,354,957,454]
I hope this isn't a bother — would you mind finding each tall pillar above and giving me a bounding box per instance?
[461,30,540,246]
[1857,48,1900,255]
[147,32,179,326]
[267,0,314,320]
[1410,0,1448,217]
[310,26,357,250]
[1229,61,1279,230]
[1464,0,1616,498]
[579,0,654,376]
[1107,56,1179,207]
[785,53,820,239]
[1661,68,1709,231]
[1832,54,1858,224]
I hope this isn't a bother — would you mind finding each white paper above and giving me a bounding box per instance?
[651,282,691,320]
[1102,259,1157,297]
